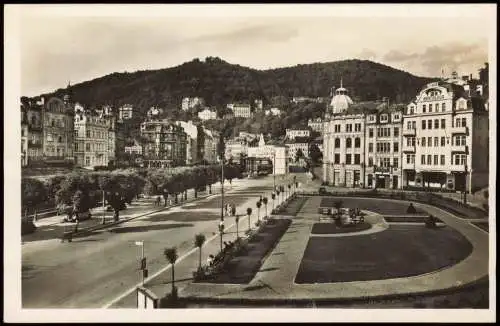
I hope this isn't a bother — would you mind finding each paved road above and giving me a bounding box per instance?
[21,174,304,308]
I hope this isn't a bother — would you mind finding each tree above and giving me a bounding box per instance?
[21,178,47,214]
[194,233,206,271]
[72,190,91,213]
[256,200,262,222]
[295,148,305,163]
[271,193,276,210]
[163,247,178,297]
[235,215,240,238]
[246,207,252,231]
[309,143,323,165]
[262,197,268,218]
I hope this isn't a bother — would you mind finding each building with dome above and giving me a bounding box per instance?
[329,80,354,115]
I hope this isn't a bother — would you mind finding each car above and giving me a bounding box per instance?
[318,187,327,195]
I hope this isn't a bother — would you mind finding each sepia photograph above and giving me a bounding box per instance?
[4,3,496,323]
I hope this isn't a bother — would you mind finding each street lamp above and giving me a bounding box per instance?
[218,221,224,252]
[273,150,276,191]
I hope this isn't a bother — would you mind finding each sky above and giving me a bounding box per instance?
[8,4,495,97]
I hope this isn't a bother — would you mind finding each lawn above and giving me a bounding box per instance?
[311,222,372,234]
[197,218,292,284]
[471,221,489,232]
[274,196,309,216]
[384,216,442,223]
[319,197,426,215]
[295,224,473,283]
[182,194,256,210]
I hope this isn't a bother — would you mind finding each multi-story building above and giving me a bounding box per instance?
[402,80,489,193]
[285,128,311,140]
[176,120,206,165]
[254,99,264,111]
[118,104,136,121]
[42,92,75,165]
[140,119,187,168]
[364,106,404,189]
[224,137,249,163]
[323,84,366,187]
[307,118,324,134]
[264,107,282,116]
[247,134,288,175]
[20,98,44,166]
[74,107,115,168]
[182,97,205,111]
[203,129,219,164]
[228,103,252,118]
[124,140,143,155]
[198,108,217,121]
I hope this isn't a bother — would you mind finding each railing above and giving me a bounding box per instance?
[402,129,416,136]
[451,126,468,135]
[450,145,468,153]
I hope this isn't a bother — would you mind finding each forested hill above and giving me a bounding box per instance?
[30,57,435,110]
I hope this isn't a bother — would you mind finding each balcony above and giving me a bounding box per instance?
[402,129,416,136]
[451,126,468,135]
[28,140,42,148]
[451,145,468,153]
[402,145,416,153]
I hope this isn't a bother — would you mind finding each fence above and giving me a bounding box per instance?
[296,189,487,219]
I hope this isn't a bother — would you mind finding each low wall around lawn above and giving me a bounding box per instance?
[296,190,488,220]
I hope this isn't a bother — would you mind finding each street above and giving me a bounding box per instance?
[22,175,304,308]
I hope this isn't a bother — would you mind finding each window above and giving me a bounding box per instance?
[381,157,391,167]
[441,137,446,146]
[380,114,388,122]
[422,120,426,130]
[368,157,373,166]
[369,128,374,137]
[422,137,426,146]
[346,154,352,165]
[334,154,340,164]
[369,115,375,122]
[433,155,438,165]
[354,154,360,164]
[435,103,439,111]
[441,119,446,129]
[393,157,399,168]
[394,114,400,120]
[412,121,416,129]
[346,124,353,132]
[334,125,341,133]
[21,129,25,137]
[427,137,432,147]
[58,136,62,143]
[429,104,433,112]
[394,127,399,137]
[355,123,361,132]
[346,138,352,148]
[427,155,432,165]
[86,130,91,138]
[410,108,414,115]
[393,142,399,152]
[428,119,432,129]
[74,130,79,137]
[407,121,412,130]
[434,119,439,129]
[422,104,426,113]
[406,154,415,164]
[442,103,446,111]
[86,143,91,151]
[354,137,361,148]
[454,154,466,165]
[440,155,445,165]
[47,133,53,142]
[334,138,340,148]
[434,137,439,147]
[368,143,373,152]
[454,135,466,146]
[85,156,90,166]
[461,118,467,127]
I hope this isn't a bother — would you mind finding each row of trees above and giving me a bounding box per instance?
[22,164,243,218]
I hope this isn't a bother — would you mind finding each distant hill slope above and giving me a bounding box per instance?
[30,57,435,111]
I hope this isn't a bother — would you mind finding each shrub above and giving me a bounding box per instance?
[406,203,417,214]
[21,218,37,235]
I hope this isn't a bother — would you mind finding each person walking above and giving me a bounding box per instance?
[231,204,236,217]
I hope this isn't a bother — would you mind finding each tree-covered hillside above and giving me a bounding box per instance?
[31,57,435,111]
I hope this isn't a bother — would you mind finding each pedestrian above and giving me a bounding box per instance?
[225,203,229,216]
[231,204,236,217]
[207,254,214,267]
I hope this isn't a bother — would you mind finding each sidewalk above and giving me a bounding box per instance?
[109,183,297,307]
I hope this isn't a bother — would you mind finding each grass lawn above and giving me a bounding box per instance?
[295,224,473,283]
[198,218,292,284]
[274,196,309,216]
[182,194,256,210]
[384,216,442,223]
[471,221,489,232]
[319,197,426,215]
[311,222,372,234]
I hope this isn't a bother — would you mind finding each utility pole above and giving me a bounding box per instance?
[273,150,276,191]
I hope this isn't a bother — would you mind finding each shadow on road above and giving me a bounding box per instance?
[107,223,194,234]
[144,212,220,223]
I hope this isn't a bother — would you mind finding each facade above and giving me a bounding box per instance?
[203,129,219,164]
[308,118,324,134]
[364,106,404,189]
[74,107,115,168]
[224,137,248,163]
[140,119,187,168]
[254,99,264,111]
[198,108,217,121]
[20,98,44,166]
[285,141,310,163]
[286,129,311,140]
[182,97,205,111]
[124,141,143,155]
[175,120,201,165]
[42,94,75,165]
[228,103,252,118]
[247,135,288,175]
[402,81,489,193]
[118,104,135,121]
[265,107,282,116]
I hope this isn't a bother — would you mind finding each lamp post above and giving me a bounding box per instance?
[273,150,276,191]
[219,221,225,247]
